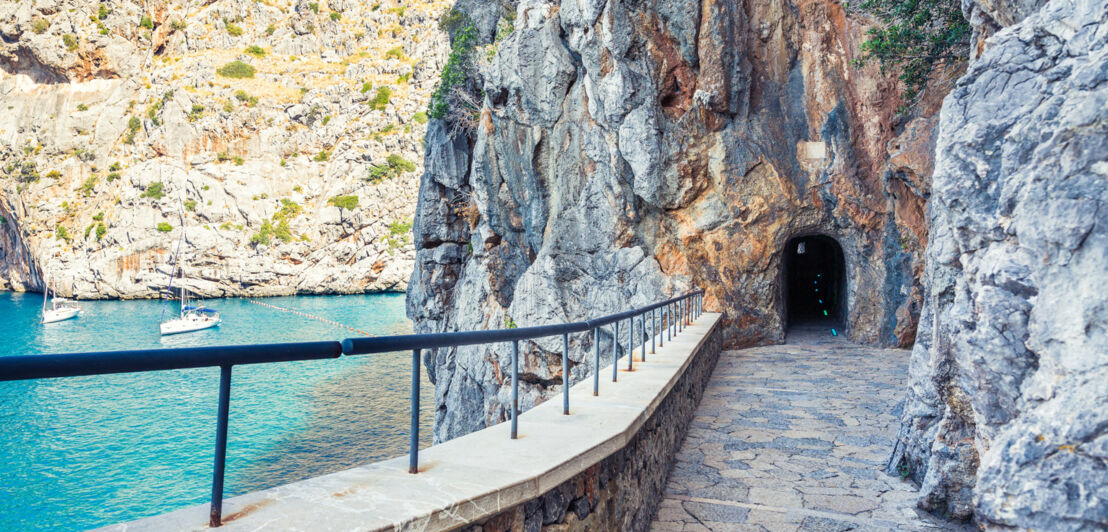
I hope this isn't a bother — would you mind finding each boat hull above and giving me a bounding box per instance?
[160,317,221,335]
[42,308,80,324]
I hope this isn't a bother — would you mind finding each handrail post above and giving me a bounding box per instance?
[651,308,656,354]
[659,307,664,347]
[640,313,646,362]
[409,349,420,473]
[669,303,674,340]
[627,315,633,372]
[209,364,232,528]
[511,340,519,439]
[562,333,569,415]
[592,328,599,395]
[612,321,619,382]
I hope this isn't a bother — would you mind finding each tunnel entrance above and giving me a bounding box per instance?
[783,235,846,332]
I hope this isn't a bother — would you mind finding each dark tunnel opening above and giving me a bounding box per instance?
[784,235,846,332]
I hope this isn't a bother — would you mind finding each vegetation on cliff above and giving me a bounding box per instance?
[852,0,970,102]
[427,10,479,127]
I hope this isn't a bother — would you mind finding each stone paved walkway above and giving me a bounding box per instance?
[650,328,968,531]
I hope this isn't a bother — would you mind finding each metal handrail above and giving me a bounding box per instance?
[0,289,705,527]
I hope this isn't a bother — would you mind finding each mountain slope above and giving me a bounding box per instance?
[0,0,449,298]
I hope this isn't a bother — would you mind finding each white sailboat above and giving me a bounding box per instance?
[41,271,81,324]
[160,285,220,335]
[159,203,220,335]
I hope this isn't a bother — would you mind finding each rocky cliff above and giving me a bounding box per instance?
[0,0,450,298]
[409,0,952,442]
[890,0,1108,528]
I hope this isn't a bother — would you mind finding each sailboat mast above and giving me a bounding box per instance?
[160,205,187,322]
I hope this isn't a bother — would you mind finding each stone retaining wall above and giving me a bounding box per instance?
[463,319,723,532]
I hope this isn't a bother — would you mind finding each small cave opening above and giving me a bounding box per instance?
[783,235,846,334]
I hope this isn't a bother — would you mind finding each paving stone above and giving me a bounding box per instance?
[803,493,880,515]
[652,339,973,532]
[797,516,856,531]
[681,501,749,524]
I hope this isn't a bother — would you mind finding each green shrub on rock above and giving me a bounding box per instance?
[366,154,416,184]
[386,154,415,173]
[384,218,412,253]
[216,61,255,79]
[250,220,274,245]
[11,161,40,183]
[234,90,258,106]
[385,47,406,60]
[370,87,391,110]
[80,176,97,197]
[141,181,165,200]
[327,195,358,210]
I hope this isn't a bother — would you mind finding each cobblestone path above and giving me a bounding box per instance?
[650,329,967,531]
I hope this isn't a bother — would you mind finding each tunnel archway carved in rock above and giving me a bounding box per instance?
[780,234,848,336]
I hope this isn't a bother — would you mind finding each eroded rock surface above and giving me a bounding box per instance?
[891,0,1108,528]
[411,0,950,443]
[0,0,451,298]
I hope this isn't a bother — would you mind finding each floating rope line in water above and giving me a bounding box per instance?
[246,299,372,336]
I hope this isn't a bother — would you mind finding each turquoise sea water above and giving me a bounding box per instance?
[0,291,433,531]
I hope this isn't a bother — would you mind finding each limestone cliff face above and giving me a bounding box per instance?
[0,0,450,298]
[891,0,1108,528]
[410,0,946,442]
